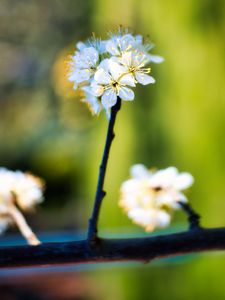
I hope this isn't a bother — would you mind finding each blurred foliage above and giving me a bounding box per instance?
[1,0,225,299]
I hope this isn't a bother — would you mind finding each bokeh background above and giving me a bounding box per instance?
[1,0,225,299]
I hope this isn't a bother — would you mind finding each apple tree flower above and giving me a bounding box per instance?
[67,29,164,117]
[92,60,136,109]
[0,168,44,245]
[117,51,155,85]
[119,164,194,232]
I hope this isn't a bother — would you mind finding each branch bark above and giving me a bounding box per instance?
[1,227,225,269]
[88,99,121,241]
[179,202,201,230]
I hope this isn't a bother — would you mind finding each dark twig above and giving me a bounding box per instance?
[1,227,225,269]
[178,201,201,230]
[88,99,121,242]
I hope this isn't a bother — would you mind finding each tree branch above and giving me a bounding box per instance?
[88,99,121,242]
[179,202,201,230]
[1,227,225,269]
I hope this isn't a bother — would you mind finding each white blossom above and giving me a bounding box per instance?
[67,29,164,117]
[118,51,155,85]
[105,33,138,56]
[68,47,99,87]
[92,60,135,109]
[119,164,194,232]
[0,168,44,212]
[12,171,44,211]
[0,168,44,241]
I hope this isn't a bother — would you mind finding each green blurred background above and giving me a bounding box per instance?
[1,0,225,299]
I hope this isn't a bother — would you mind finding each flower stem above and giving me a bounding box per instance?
[178,201,201,230]
[88,98,121,242]
[8,203,41,246]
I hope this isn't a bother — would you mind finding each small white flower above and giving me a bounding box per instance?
[92,60,136,109]
[118,51,155,85]
[0,168,44,211]
[105,34,137,56]
[68,47,99,86]
[0,168,44,243]
[12,171,44,211]
[119,164,194,231]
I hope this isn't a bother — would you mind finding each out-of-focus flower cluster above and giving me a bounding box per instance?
[0,168,44,233]
[119,164,194,232]
[68,29,164,117]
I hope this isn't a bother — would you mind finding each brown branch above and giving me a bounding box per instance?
[88,99,121,242]
[179,201,201,230]
[1,227,225,269]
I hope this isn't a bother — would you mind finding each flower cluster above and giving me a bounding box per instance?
[68,29,163,117]
[119,164,194,232]
[0,168,44,233]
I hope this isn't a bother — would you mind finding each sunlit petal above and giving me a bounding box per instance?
[108,61,127,80]
[120,73,136,87]
[148,54,164,64]
[135,72,155,85]
[94,68,111,84]
[118,86,134,101]
[101,89,117,108]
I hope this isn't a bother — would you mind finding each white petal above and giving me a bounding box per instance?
[98,40,107,54]
[118,86,134,101]
[108,61,127,80]
[149,54,164,64]
[105,108,111,119]
[128,208,171,231]
[130,164,151,179]
[156,192,175,207]
[75,69,91,83]
[120,52,132,67]
[83,92,101,115]
[128,208,151,227]
[120,34,135,51]
[73,53,89,69]
[76,41,86,51]
[156,210,171,228]
[73,82,78,90]
[120,73,136,87]
[105,39,120,56]
[68,72,77,82]
[173,173,194,190]
[82,47,99,66]
[135,72,155,85]
[135,35,143,45]
[98,59,110,71]
[176,192,187,204]
[94,68,111,85]
[89,82,104,97]
[101,89,117,108]
[133,52,148,67]
[150,167,178,189]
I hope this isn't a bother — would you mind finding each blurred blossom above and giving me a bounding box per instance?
[0,168,44,212]
[0,168,44,244]
[119,164,193,231]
